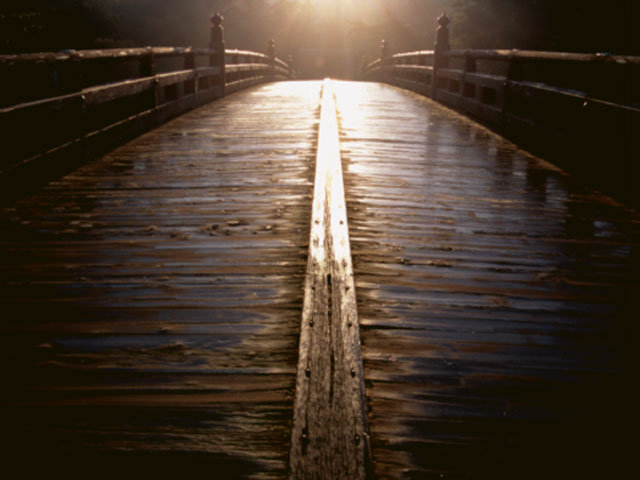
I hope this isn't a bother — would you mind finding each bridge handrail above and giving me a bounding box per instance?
[0,13,297,206]
[0,46,213,66]
[362,14,640,208]
[447,49,640,64]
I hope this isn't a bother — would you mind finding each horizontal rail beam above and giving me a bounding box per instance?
[447,49,640,65]
[0,47,214,65]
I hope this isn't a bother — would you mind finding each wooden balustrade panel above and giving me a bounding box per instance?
[0,81,322,478]
[334,81,638,479]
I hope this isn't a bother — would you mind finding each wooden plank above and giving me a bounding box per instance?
[391,51,433,62]
[82,77,156,106]
[0,81,321,476]
[464,71,505,89]
[226,49,269,61]
[289,79,372,479]
[390,65,433,75]
[0,47,207,66]
[194,65,221,78]
[156,94,197,123]
[155,69,196,88]
[387,77,432,97]
[225,77,267,95]
[458,96,503,125]
[447,49,640,65]
[333,80,638,479]
[438,67,464,80]
[275,66,294,78]
[225,64,270,74]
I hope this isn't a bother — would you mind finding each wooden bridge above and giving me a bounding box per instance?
[1,14,638,480]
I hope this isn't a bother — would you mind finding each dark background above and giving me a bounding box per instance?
[1,1,638,78]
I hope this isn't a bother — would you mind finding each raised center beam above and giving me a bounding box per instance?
[289,80,372,479]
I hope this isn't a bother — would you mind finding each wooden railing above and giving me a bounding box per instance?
[362,14,640,208]
[0,13,296,205]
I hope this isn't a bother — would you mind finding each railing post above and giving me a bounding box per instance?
[268,39,276,81]
[139,47,158,112]
[463,50,477,100]
[360,55,368,79]
[381,39,389,62]
[433,12,450,100]
[380,39,389,82]
[181,49,195,102]
[139,46,156,77]
[288,54,295,77]
[184,49,195,70]
[183,49,197,101]
[464,51,476,73]
[502,52,524,127]
[210,12,226,98]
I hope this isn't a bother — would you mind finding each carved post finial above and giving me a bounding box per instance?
[210,12,224,48]
[381,39,389,60]
[432,13,451,100]
[268,39,276,59]
[435,12,451,55]
[210,12,225,97]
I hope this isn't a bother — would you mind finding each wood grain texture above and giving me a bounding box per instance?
[334,81,638,479]
[0,81,321,478]
[289,80,371,479]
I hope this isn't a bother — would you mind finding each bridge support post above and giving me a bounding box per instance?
[268,39,276,81]
[380,39,389,82]
[502,54,524,128]
[139,47,159,115]
[381,39,389,61]
[210,13,226,99]
[433,12,450,100]
[184,50,196,106]
[288,54,295,77]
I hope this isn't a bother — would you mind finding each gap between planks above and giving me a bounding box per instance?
[289,79,372,479]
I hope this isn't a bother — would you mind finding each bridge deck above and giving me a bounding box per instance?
[1,80,637,478]
[335,81,637,479]
[1,81,320,477]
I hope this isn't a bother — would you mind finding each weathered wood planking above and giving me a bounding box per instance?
[289,80,371,479]
[0,81,321,477]
[334,81,639,479]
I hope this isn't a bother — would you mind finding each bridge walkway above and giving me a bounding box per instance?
[335,81,637,478]
[1,81,320,477]
[1,80,637,478]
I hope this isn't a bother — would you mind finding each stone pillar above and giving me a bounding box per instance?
[210,12,226,98]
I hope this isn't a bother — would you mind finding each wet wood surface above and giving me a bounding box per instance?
[1,78,638,479]
[0,81,321,477]
[290,80,371,479]
[334,81,638,479]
